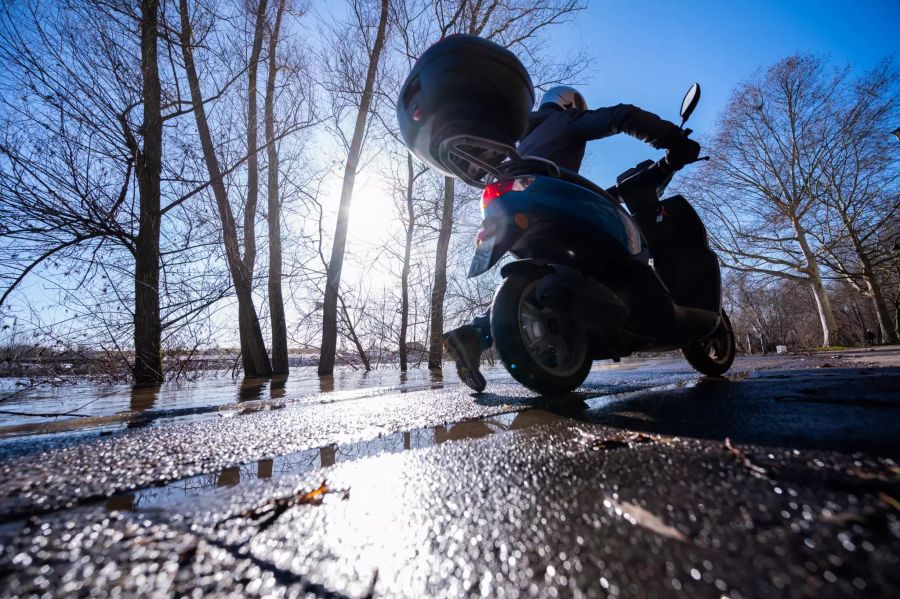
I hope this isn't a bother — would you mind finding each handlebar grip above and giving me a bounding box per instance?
[683,128,693,136]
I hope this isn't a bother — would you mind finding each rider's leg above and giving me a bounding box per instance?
[442,309,492,392]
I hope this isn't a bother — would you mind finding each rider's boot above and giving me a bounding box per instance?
[442,325,487,392]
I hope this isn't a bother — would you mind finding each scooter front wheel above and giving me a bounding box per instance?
[682,310,736,376]
[491,272,592,395]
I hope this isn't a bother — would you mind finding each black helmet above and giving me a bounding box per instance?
[540,85,587,110]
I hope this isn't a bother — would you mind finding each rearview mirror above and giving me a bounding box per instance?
[680,83,701,126]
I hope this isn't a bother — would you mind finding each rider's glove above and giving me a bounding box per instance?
[665,136,701,169]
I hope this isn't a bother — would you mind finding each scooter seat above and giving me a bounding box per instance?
[498,158,614,201]
[556,167,608,197]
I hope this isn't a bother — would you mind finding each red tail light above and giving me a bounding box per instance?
[481,177,534,212]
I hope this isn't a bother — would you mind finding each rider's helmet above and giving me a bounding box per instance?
[540,86,587,110]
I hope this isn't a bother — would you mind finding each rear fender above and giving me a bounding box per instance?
[499,258,554,280]
[499,260,628,321]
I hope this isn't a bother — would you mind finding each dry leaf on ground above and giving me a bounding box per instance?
[723,438,768,477]
[606,497,691,543]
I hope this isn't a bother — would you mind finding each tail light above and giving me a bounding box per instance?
[481,177,534,213]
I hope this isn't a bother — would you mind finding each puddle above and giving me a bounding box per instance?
[103,409,574,513]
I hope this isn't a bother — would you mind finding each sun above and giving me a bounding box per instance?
[348,175,400,247]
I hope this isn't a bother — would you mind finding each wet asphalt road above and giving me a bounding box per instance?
[1,349,899,597]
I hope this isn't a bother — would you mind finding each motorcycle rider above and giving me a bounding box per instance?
[443,85,701,392]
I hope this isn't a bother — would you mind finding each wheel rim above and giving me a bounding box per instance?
[517,280,588,377]
[700,320,733,365]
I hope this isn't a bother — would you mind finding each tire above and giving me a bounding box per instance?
[682,310,736,376]
[491,272,592,395]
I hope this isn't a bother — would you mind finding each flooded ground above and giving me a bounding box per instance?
[0,356,677,433]
[0,367,451,425]
[0,348,879,440]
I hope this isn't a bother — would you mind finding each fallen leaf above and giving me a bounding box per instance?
[221,481,333,532]
[848,467,900,481]
[607,497,691,543]
[723,438,768,477]
[297,482,329,505]
[820,510,864,525]
[879,492,900,511]
[591,432,668,451]
[630,433,656,444]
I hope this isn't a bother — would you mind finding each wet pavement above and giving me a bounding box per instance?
[1,348,899,597]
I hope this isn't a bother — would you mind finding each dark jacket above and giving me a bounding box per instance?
[517,104,684,172]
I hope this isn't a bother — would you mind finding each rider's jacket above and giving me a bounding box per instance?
[517,104,684,172]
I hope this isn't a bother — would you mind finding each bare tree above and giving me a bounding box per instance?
[397,152,428,370]
[244,0,270,277]
[131,0,165,384]
[264,0,291,374]
[695,55,848,346]
[317,0,391,376]
[178,0,272,375]
[812,60,899,342]
[723,272,821,352]
[0,0,223,383]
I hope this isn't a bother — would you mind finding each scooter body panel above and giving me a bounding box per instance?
[473,173,722,359]
[482,176,643,260]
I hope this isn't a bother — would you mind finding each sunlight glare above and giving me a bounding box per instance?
[349,177,398,246]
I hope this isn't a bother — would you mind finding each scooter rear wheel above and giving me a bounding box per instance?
[682,310,736,376]
[491,272,592,395]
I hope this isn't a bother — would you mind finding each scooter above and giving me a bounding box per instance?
[460,84,736,394]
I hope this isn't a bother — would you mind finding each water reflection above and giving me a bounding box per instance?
[104,408,573,513]
[1,366,482,433]
[217,466,241,487]
[127,385,160,429]
[238,378,267,403]
[433,419,494,443]
[429,370,444,390]
[105,492,135,512]
[320,444,336,467]
[270,375,288,400]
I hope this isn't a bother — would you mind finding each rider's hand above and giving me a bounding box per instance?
[665,136,701,169]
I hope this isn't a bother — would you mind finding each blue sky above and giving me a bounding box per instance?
[556,0,900,185]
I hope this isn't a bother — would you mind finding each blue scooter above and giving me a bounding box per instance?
[396,36,734,394]
[458,85,735,394]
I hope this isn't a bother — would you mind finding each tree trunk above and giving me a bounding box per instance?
[864,272,896,344]
[179,0,272,376]
[265,0,289,374]
[807,275,838,347]
[427,176,454,370]
[399,153,416,372]
[894,300,900,342]
[243,0,268,275]
[792,219,839,347]
[847,229,898,344]
[133,0,164,385]
[318,0,390,376]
